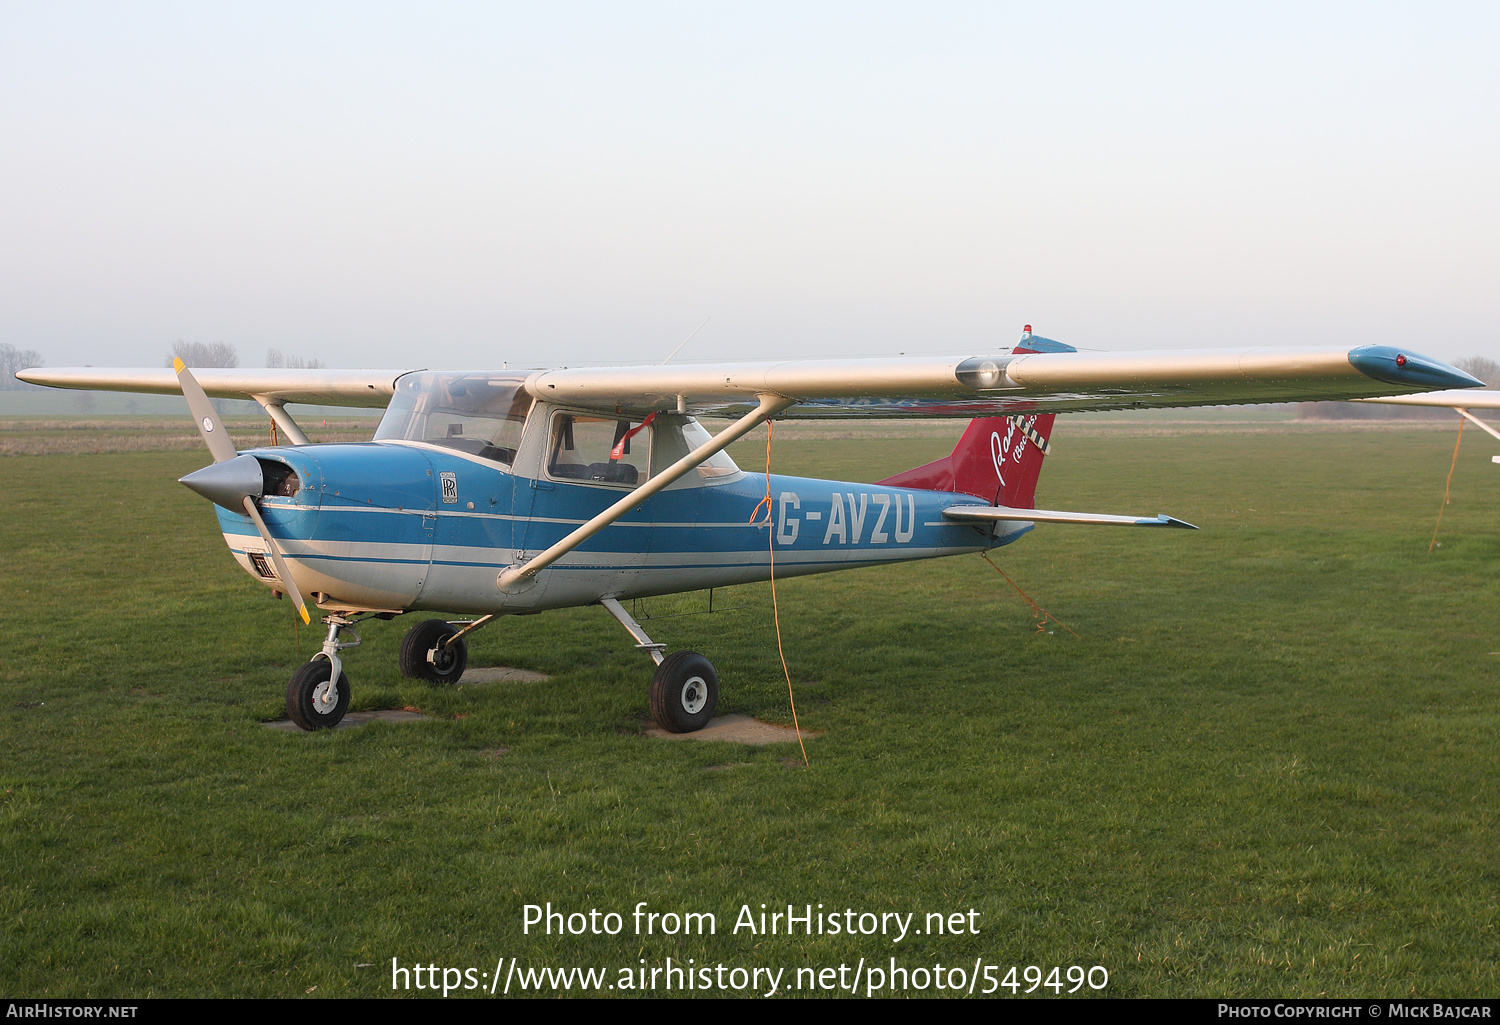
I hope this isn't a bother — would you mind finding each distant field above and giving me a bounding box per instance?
[0,389,382,418]
[2,417,1498,998]
[0,416,380,455]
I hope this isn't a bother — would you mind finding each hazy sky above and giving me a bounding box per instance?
[2,2,1497,370]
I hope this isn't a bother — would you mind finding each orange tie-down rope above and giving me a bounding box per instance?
[980,551,1079,637]
[748,420,809,767]
[1429,415,1465,553]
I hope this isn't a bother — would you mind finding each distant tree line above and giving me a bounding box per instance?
[266,348,324,369]
[0,343,45,390]
[163,340,239,369]
[162,341,324,371]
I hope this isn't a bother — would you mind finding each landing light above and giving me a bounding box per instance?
[955,356,1012,391]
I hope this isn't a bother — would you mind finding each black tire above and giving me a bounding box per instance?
[649,651,719,733]
[399,618,468,684]
[285,659,350,731]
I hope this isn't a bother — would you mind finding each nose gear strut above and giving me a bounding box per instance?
[312,614,362,686]
[284,613,374,731]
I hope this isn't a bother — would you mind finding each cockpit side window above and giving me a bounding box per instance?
[375,372,534,466]
[652,415,741,480]
[547,413,650,488]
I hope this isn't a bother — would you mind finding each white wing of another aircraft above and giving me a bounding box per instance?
[1356,388,1500,449]
[15,341,1484,417]
[1356,390,1500,409]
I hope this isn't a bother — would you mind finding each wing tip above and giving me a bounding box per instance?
[1348,346,1483,391]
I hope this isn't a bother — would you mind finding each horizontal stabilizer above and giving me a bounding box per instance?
[943,505,1198,529]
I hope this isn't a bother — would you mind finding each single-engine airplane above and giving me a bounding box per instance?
[18,330,1482,732]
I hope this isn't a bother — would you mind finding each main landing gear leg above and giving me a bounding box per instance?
[600,598,718,734]
[285,615,361,731]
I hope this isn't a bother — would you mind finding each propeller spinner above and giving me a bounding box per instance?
[173,359,311,625]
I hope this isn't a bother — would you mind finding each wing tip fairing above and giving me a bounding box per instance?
[1347,346,1484,392]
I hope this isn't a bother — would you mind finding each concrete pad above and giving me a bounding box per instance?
[459,666,551,685]
[262,709,430,732]
[645,713,818,746]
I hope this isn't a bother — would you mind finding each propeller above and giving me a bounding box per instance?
[173,359,310,625]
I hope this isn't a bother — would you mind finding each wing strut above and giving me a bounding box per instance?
[497,393,794,591]
[252,396,312,446]
[1453,407,1500,445]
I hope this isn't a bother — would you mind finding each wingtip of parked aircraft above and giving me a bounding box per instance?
[1348,346,1484,391]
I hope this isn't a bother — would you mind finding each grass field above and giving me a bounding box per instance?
[2,415,1498,998]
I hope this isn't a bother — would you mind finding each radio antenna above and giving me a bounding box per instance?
[661,316,711,365]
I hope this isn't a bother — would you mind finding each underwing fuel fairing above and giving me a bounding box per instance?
[18,331,1482,732]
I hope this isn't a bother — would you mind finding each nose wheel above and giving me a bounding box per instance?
[285,614,361,731]
[285,659,350,730]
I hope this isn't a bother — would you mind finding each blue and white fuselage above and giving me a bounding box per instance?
[215,433,1022,617]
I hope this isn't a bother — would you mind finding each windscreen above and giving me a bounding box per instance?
[375,372,534,466]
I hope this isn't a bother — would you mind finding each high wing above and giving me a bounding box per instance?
[524,343,1480,418]
[13,367,403,407]
[15,341,1481,417]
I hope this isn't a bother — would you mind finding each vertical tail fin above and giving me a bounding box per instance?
[878,412,1055,507]
[876,326,1069,507]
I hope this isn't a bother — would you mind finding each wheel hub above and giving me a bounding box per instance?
[680,676,707,715]
[312,679,339,714]
[429,644,457,674]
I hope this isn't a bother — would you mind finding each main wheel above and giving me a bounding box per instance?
[649,651,719,733]
[285,659,350,731]
[399,618,468,683]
